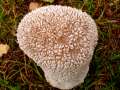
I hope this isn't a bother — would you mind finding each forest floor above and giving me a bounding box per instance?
[0,0,120,90]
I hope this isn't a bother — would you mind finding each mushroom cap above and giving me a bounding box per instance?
[17,5,98,89]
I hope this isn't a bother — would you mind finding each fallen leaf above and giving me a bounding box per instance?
[104,0,113,18]
[0,44,9,57]
[29,2,40,11]
[42,0,54,3]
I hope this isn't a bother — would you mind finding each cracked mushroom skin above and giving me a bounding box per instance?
[17,5,98,89]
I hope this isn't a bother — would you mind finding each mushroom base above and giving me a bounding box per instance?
[44,64,89,89]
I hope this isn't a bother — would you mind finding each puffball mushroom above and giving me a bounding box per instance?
[17,5,98,89]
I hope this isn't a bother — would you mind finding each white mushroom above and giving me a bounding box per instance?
[17,5,98,89]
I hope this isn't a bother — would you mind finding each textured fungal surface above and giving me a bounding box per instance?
[17,5,98,89]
